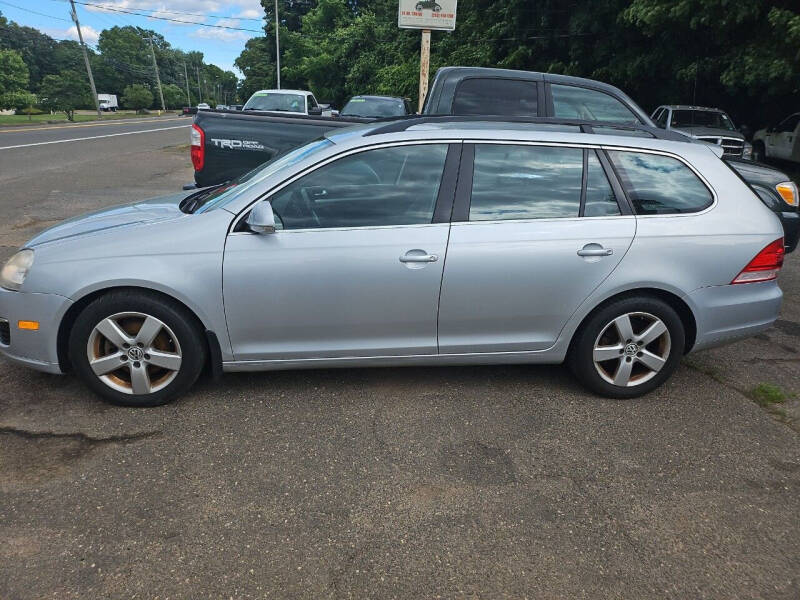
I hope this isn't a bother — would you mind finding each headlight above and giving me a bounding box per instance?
[742,142,753,160]
[776,182,799,208]
[0,249,34,291]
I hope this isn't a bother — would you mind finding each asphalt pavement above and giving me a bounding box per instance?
[0,119,798,599]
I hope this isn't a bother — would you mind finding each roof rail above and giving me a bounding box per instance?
[363,115,689,142]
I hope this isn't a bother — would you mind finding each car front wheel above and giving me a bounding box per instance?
[69,291,206,407]
[569,296,685,399]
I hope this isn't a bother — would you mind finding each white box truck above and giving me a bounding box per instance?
[98,94,118,112]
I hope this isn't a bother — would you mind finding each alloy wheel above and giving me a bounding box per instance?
[592,311,671,388]
[86,312,183,395]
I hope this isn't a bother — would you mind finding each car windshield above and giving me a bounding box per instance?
[187,138,334,213]
[244,92,306,112]
[341,97,408,118]
[670,110,736,131]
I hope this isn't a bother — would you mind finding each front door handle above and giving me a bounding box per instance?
[400,251,439,263]
[577,246,613,257]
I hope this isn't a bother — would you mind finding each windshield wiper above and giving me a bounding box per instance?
[180,182,227,214]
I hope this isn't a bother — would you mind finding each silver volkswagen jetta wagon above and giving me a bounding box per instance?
[0,119,786,406]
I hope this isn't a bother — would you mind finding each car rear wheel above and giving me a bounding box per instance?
[69,291,206,407]
[569,296,685,399]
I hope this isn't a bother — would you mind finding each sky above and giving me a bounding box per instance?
[0,0,267,75]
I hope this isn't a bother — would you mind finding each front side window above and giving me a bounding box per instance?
[552,84,640,124]
[777,114,800,133]
[655,109,669,128]
[269,144,449,230]
[469,145,583,221]
[452,78,538,117]
[608,151,713,215]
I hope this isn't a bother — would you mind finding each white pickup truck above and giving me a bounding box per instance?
[753,113,800,163]
[242,89,335,117]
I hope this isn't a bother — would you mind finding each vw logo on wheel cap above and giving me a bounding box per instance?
[127,346,144,361]
[624,343,639,357]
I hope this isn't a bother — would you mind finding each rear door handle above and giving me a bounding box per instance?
[577,246,613,257]
[400,252,439,263]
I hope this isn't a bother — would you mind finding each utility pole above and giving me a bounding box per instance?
[69,0,102,118]
[274,0,281,89]
[418,29,431,113]
[182,62,191,105]
[196,66,202,103]
[146,36,166,112]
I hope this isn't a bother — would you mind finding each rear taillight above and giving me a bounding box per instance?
[190,123,205,171]
[731,238,785,284]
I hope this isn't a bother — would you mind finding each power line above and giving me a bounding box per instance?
[0,0,71,22]
[77,1,265,23]
[63,0,264,32]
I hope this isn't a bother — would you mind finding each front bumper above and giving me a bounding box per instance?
[688,281,782,352]
[777,210,799,253]
[0,287,72,374]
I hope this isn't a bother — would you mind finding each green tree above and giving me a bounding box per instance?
[121,83,154,111]
[160,83,185,109]
[0,49,29,96]
[39,70,90,121]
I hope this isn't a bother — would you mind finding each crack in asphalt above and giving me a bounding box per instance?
[0,426,161,445]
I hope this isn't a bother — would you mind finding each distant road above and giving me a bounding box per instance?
[0,116,192,185]
[0,116,190,151]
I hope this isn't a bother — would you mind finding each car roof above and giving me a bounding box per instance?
[251,89,312,96]
[323,119,721,159]
[347,95,404,101]
[660,105,727,112]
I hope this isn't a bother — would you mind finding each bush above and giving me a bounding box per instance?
[121,84,153,111]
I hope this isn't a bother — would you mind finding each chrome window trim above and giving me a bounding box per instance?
[228,139,461,235]
[229,137,718,233]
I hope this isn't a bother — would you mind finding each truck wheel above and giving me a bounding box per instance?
[69,291,206,407]
[752,142,765,162]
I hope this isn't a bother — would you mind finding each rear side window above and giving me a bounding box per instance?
[552,84,640,124]
[608,151,713,215]
[453,78,538,116]
[470,145,583,220]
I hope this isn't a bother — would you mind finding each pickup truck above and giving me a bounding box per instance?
[190,67,798,250]
[191,67,653,187]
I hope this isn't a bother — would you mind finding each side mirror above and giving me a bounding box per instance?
[308,106,323,116]
[246,200,276,234]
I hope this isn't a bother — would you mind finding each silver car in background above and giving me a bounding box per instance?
[0,119,786,406]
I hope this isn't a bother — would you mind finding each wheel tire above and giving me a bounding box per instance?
[752,142,765,163]
[568,296,685,399]
[69,290,206,407]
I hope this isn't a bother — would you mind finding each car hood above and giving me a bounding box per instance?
[25,192,189,248]
[672,126,745,140]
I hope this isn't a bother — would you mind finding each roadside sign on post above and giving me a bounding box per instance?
[398,0,457,31]
[398,0,457,112]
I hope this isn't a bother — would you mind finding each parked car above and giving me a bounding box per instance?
[97,94,118,112]
[229,104,243,111]
[243,89,325,116]
[753,113,800,163]
[182,106,198,116]
[216,104,228,111]
[0,118,786,406]
[651,105,751,159]
[197,103,211,111]
[340,95,413,118]
[190,67,798,251]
